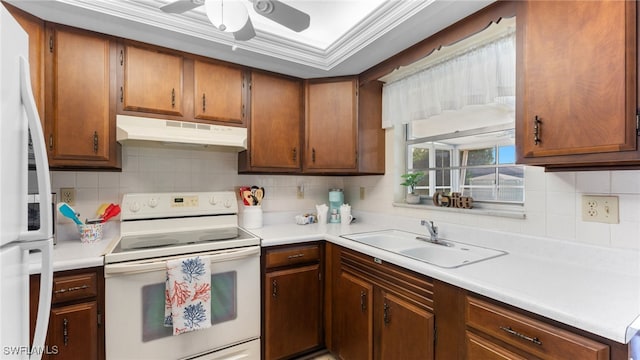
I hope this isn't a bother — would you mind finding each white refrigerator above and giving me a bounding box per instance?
[0,4,54,360]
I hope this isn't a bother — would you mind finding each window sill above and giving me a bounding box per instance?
[392,202,526,219]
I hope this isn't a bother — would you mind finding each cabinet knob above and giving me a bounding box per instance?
[533,116,542,145]
[272,280,278,298]
[93,131,99,154]
[63,318,69,346]
[500,326,542,346]
[202,93,206,112]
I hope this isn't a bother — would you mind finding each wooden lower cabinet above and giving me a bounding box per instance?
[465,296,610,360]
[263,243,323,360]
[30,267,104,360]
[331,245,435,360]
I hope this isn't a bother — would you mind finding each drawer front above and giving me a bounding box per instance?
[466,296,609,360]
[52,272,98,304]
[265,244,320,269]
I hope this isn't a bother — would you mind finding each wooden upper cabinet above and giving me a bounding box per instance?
[193,59,245,124]
[239,72,302,172]
[120,43,184,117]
[45,24,120,169]
[305,78,358,172]
[517,0,638,169]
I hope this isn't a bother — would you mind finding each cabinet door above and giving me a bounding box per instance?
[305,79,357,171]
[518,1,636,163]
[194,59,245,124]
[466,331,529,360]
[247,72,302,170]
[46,301,98,360]
[45,25,119,168]
[122,44,183,116]
[335,271,373,360]
[264,264,321,360]
[378,290,434,360]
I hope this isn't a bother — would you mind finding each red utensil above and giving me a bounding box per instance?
[101,204,121,222]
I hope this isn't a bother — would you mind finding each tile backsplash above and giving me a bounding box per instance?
[52,134,640,250]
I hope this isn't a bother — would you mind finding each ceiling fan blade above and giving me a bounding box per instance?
[233,18,256,41]
[160,0,204,14]
[251,0,310,32]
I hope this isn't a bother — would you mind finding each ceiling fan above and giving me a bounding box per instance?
[160,0,311,41]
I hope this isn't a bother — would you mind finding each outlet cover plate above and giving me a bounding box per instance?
[60,187,76,206]
[581,195,619,224]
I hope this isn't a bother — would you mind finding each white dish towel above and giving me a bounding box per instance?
[164,256,212,335]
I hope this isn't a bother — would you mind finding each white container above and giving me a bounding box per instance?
[242,206,263,229]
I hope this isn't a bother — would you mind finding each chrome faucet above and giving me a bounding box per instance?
[417,219,451,246]
[421,220,438,241]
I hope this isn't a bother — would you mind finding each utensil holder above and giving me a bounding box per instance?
[242,206,263,229]
[78,223,103,243]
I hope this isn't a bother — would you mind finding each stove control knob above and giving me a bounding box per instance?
[209,196,217,206]
[129,201,141,213]
[148,197,158,208]
[223,199,232,208]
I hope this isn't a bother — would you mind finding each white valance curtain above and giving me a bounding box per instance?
[381,30,516,129]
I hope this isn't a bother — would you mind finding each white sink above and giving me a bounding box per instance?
[341,229,507,268]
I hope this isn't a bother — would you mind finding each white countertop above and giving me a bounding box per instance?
[251,212,640,345]
[34,212,640,344]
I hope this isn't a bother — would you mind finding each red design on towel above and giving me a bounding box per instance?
[192,283,211,302]
[170,280,190,307]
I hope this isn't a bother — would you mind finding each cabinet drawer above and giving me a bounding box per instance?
[265,244,320,269]
[52,272,98,304]
[466,296,608,360]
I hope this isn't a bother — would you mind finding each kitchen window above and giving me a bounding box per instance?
[380,17,519,211]
[406,124,524,205]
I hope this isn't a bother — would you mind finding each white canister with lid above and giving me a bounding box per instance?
[242,205,263,229]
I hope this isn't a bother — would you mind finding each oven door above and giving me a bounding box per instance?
[104,246,260,360]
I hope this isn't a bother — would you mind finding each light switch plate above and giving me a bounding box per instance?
[581,195,619,224]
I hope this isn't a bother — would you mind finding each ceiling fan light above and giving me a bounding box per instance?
[204,0,249,33]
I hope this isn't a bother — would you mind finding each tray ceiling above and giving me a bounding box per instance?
[7,0,495,78]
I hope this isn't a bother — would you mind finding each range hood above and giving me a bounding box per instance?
[116,115,247,151]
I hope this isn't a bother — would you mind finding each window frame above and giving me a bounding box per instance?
[406,123,524,207]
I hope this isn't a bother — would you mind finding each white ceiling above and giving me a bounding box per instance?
[7,0,496,79]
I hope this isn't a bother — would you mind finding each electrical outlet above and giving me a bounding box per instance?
[360,187,366,200]
[296,185,304,199]
[60,187,76,206]
[581,195,619,224]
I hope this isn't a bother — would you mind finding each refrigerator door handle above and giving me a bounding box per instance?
[23,239,53,360]
[18,56,52,243]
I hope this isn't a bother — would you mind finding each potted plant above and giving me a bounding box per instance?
[401,171,424,204]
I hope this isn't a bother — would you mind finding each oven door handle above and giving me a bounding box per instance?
[105,246,260,276]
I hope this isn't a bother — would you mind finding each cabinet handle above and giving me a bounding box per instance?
[292,147,297,162]
[360,290,367,312]
[49,35,53,53]
[54,284,89,294]
[500,326,542,346]
[312,148,316,163]
[287,253,304,260]
[171,88,175,108]
[119,49,123,66]
[272,280,278,298]
[120,86,123,103]
[93,131,99,154]
[383,302,391,325]
[49,134,54,150]
[533,116,542,145]
[202,93,206,112]
[63,318,69,346]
